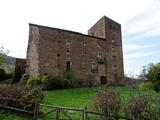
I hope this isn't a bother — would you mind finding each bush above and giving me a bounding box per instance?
[27,77,42,86]
[0,68,5,81]
[139,81,154,90]
[0,84,44,112]
[124,93,159,120]
[92,88,120,120]
[41,75,69,90]
[148,63,160,92]
[4,72,13,80]
[27,74,85,90]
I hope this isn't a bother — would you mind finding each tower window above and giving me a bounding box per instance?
[91,33,94,36]
[112,47,115,52]
[112,56,116,71]
[91,62,97,72]
[66,41,71,47]
[66,61,71,71]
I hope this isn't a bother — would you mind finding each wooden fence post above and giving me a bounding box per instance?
[55,108,60,120]
[85,107,88,120]
[33,101,38,120]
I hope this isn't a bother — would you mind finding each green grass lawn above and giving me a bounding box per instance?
[0,86,159,120]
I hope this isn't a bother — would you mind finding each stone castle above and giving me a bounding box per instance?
[25,16,124,85]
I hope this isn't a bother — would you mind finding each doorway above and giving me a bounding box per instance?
[100,76,107,84]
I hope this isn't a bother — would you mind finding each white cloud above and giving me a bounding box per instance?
[124,51,160,60]
[123,0,160,39]
[123,44,153,53]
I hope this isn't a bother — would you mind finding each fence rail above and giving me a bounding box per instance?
[0,97,131,120]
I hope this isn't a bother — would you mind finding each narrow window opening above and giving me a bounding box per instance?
[66,61,71,71]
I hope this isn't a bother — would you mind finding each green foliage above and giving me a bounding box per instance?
[139,81,154,90]
[0,68,5,81]
[148,63,160,91]
[41,75,69,90]
[27,73,85,90]
[0,46,9,66]
[27,77,42,86]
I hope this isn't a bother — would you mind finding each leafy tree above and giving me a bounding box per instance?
[138,63,154,80]
[0,46,9,66]
[148,63,160,92]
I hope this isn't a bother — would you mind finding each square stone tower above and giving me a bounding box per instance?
[88,16,124,84]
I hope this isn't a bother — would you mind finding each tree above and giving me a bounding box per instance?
[138,63,154,80]
[148,63,160,92]
[0,46,9,66]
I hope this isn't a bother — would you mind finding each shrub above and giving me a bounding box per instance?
[124,93,159,120]
[139,81,154,90]
[0,68,5,81]
[148,63,160,92]
[0,84,44,112]
[41,75,69,90]
[92,88,120,120]
[27,77,42,86]
[4,72,13,80]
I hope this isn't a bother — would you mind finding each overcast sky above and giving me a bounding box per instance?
[0,0,160,76]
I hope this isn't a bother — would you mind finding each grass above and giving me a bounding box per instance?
[0,86,159,119]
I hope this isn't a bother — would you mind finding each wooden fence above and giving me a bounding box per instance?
[37,104,105,120]
[0,97,131,120]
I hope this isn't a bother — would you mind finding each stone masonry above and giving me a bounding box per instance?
[26,16,124,85]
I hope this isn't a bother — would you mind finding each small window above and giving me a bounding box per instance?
[66,61,71,71]
[112,56,116,64]
[91,62,97,72]
[112,56,116,71]
[67,48,71,52]
[66,41,71,47]
[100,76,107,84]
[112,40,115,43]
[57,54,60,57]
[113,65,116,71]
[112,47,115,52]
[98,53,102,59]
[84,42,87,47]
[91,33,94,36]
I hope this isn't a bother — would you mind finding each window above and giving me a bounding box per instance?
[112,47,115,52]
[66,41,71,47]
[100,76,107,84]
[112,56,116,71]
[98,53,102,59]
[57,54,60,57]
[83,42,87,56]
[91,33,94,36]
[91,62,97,72]
[112,39,115,43]
[66,61,71,71]
[84,42,87,47]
